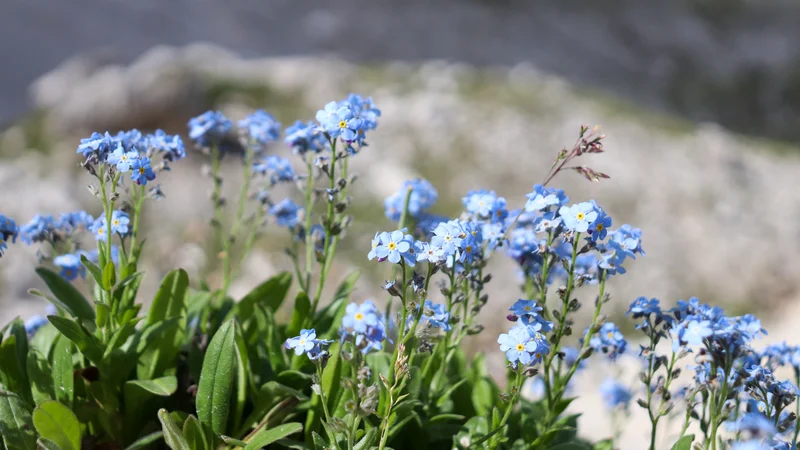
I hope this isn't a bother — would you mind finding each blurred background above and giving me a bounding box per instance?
[1,0,799,447]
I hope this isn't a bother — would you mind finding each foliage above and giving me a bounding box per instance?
[0,93,796,450]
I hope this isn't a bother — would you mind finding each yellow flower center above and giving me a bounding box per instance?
[98,228,104,235]
[299,339,306,345]
[515,343,525,351]
[607,331,614,339]
[139,168,146,174]
[387,242,397,251]
[466,245,473,253]
[444,235,452,241]
[523,306,532,311]
[596,223,604,231]
[372,240,377,249]
[576,212,585,221]
[113,220,120,226]
[338,120,347,129]
[355,312,364,321]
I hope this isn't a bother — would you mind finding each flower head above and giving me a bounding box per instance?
[600,378,632,409]
[0,214,18,257]
[188,110,233,147]
[384,179,438,221]
[77,132,116,161]
[316,101,363,143]
[53,253,86,281]
[146,130,186,162]
[498,324,542,366]
[238,110,281,147]
[408,300,451,331]
[587,322,627,361]
[341,300,388,353]
[525,185,568,212]
[367,229,416,266]
[131,157,156,185]
[18,215,56,245]
[106,143,140,172]
[284,121,328,154]
[269,199,303,228]
[285,329,332,360]
[253,155,295,185]
[559,202,598,233]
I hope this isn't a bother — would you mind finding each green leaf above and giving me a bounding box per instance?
[548,444,591,450]
[311,432,327,450]
[436,379,468,408]
[429,414,466,424]
[102,261,117,291]
[124,431,165,450]
[196,319,238,435]
[51,338,74,407]
[126,376,178,396]
[287,291,311,338]
[158,409,190,450]
[243,422,303,450]
[232,321,252,434]
[30,324,59,359]
[32,401,81,450]
[236,272,292,318]
[670,435,695,450]
[182,416,209,450]
[0,390,36,450]
[0,336,33,406]
[27,349,55,405]
[80,254,103,285]
[353,427,377,450]
[36,438,60,450]
[35,268,95,321]
[139,269,189,380]
[47,316,103,364]
[10,318,32,401]
[304,342,341,441]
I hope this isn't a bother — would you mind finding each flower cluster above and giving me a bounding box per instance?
[341,300,389,353]
[498,300,552,367]
[315,94,380,150]
[285,329,333,361]
[0,214,19,257]
[384,179,438,222]
[407,300,451,332]
[586,322,627,361]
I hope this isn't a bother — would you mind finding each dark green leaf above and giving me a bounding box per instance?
[287,292,311,338]
[196,319,238,435]
[428,414,466,424]
[670,435,695,450]
[51,338,73,406]
[311,432,327,450]
[30,324,59,359]
[436,379,468,408]
[353,427,377,450]
[35,268,95,321]
[0,335,33,406]
[158,409,190,450]
[102,261,117,291]
[236,271,292,318]
[126,376,178,396]
[32,401,81,450]
[36,438,60,450]
[124,431,165,450]
[243,422,303,450]
[47,316,103,364]
[139,270,189,380]
[26,349,55,405]
[183,416,209,450]
[0,390,36,450]
[80,254,103,285]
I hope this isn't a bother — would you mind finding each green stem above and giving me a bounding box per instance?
[482,365,523,450]
[316,364,337,445]
[310,143,338,316]
[794,371,800,445]
[126,185,146,268]
[221,146,255,297]
[543,232,581,414]
[303,152,316,293]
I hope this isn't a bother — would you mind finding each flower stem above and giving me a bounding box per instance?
[221,146,254,298]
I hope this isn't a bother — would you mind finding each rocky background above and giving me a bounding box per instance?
[1,1,799,448]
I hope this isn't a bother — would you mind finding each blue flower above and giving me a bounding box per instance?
[253,156,295,185]
[345,94,381,131]
[316,101,363,142]
[238,110,281,147]
[367,229,416,266]
[464,190,497,218]
[131,157,156,185]
[384,179,438,221]
[89,217,109,241]
[106,143,140,172]
[285,329,332,360]
[146,130,186,162]
[611,225,645,257]
[431,221,463,257]
[562,346,585,371]
[415,241,445,264]
[343,301,380,333]
[18,214,56,245]
[498,324,539,366]
[589,207,612,242]
[341,300,388,353]
[24,315,48,337]
[77,132,115,160]
[525,185,568,212]
[727,413,777,438]
[56,211,93,234]
[188,110,232,147]
[482,222,506,251]
[509,299,543,318]
[284,121,327,154]
[408,300,451,331]
[627,297,662,318]
[587,323,627,361]
[600,378,632,409]
[0,214,18,257]
[110,211,130,236]
[559,202,598,233]
[85,246,120,266]
[112,129,145,152]
[53,253,85,281]
[269,199,303,228]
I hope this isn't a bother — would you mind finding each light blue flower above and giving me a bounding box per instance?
[53,253,85,281]
[600,378,632,409]
[431,221,463,256]
[343,301,380,333]
[146,130,186,162]
[253,156,295,185]
[559,202,598,233]
[188,110,232,147]
[316,101,363,142]
[284,121,327,154]
[524,185,568,212]
[106,143,140,172]
[498,324,538,365]
[131,157,156,186]
[368,230,415,266]
[408,300,451,331]
[384,179,438,221]
[285,329,332,360]
[110,210,130,236]
[238,110,281,146]
[269,199,303,228]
